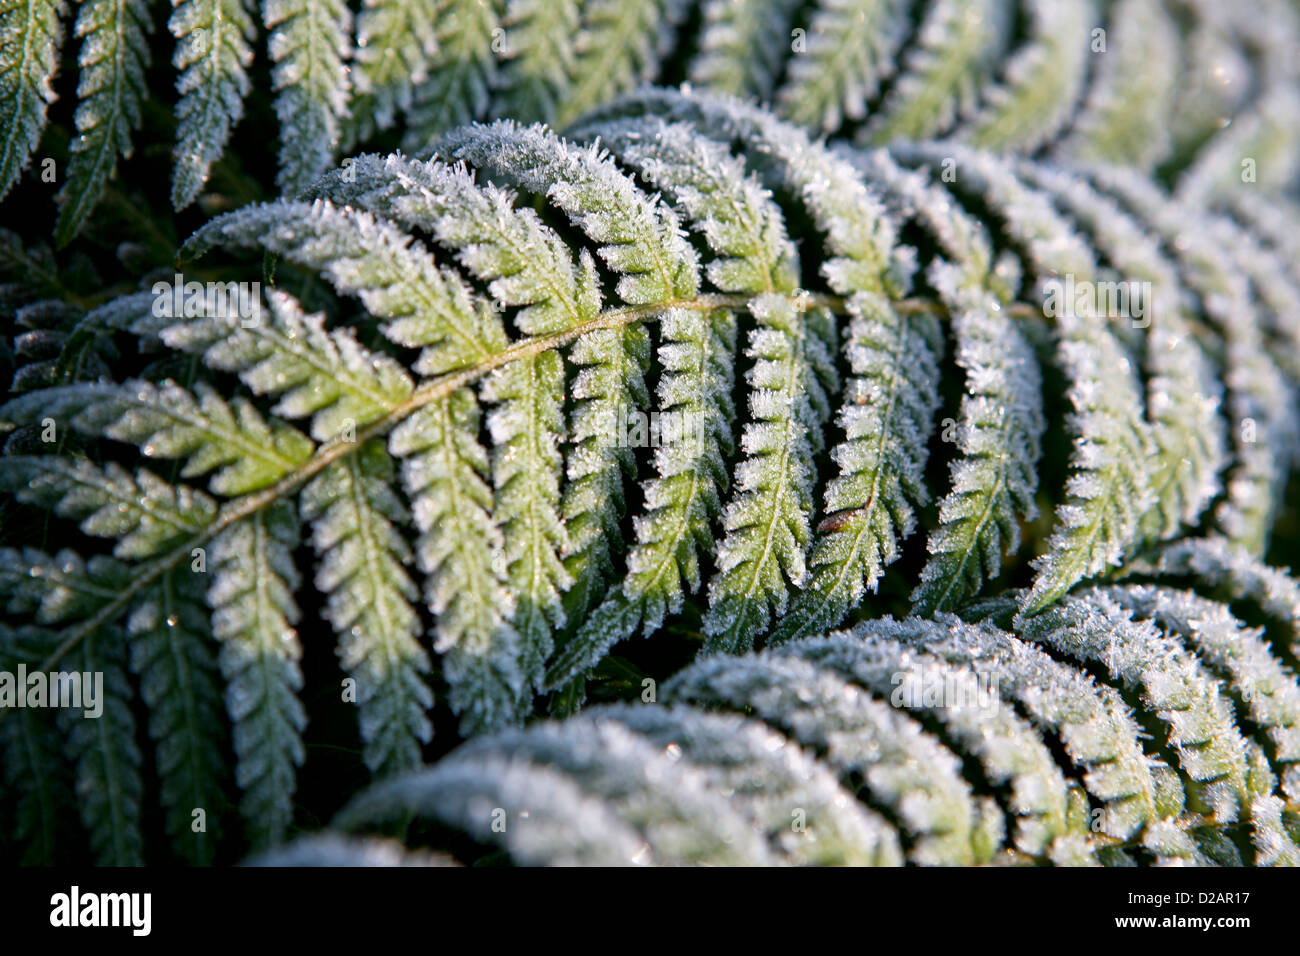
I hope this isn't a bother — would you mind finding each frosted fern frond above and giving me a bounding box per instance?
[0,629,76,864]
[1100,584,1300,800]
[349,0,439,138]
[264,0,352,196]
[399,0,501,149]
[1055,0,1179,169]
[6,0,1300,237]
[61,627,145,865]
[0,456,216,558]
[665,653,990,864]
[687,0,804,100]
[53,0,151,247]
[1083,163,1296,555]
[126,568,227,864]
[4,87,1300,867]
[169,0,256,209]
[775,0,916,134]
[300,440,431,776]
[859,0,1010,145]
[389,390,523,734]
[960,0,1092,151]
[892,143,1154,616]
[0,378,315,494]
[1014,160,1226,542]
[208,502,306,850]
[158,288,415,441]
[0,0,64,202]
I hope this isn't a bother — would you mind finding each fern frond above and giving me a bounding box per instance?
[61,626,145,865]
[1019,591,1251,821]
[0,629,76,865]
[451,717,776,863]
[664,652,992,864]
[874,615,1191,853]
[182,199,506,377]
[849,149,1043,615]
[550,0,689,129]
[0,456,216,558]
[300,439,431,776]
[263,0,351,196]
[54,0,151,246]
[2,379,315,495]
[1102,584,1300,800]
[0,0,64,201]
[687,0,804,100]
[776,0,915,134]
[962,0,1092,151]
[859,0,1010,144]
[400,0,501,150]
[1017,160,1225,541]
[1056,0,1179,169]
[169,0,256,208]
[349,0,439,138]
[598,702,903,865]
[389,390,524,733]
[336,754,649,865]
[207,502,305,849]
[788,632,1088,862]
[1084,163,1295,554]
[126,568,227,864]
[493,0,582,124]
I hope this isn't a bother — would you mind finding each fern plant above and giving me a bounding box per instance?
[2,2,1299,869]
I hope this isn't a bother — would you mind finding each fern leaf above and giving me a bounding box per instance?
[1020,591,1251,821]
[169,0,256,208]
[207,501,306,849]
[389,389,524,733]
[1017,161,1225,541]
[963,0,1092,150]
[687,0,804,100]
[859,0,1010,144]
[451,717,775,863]
[601,703,902,865]
[401,0,500,150]
[0,0,64,201]
[350,0,439,138]
[263,0,351,196]
[665,652,987,864]
[2,378,315,494]
[126,568,227,864]
[61,626,145,865]
[0,628,76,864]
[703,293,819,653]
[1142,536,1300,660]
[1103,584,1300,800]
[336,755,648,865]
[480,353,571,691]
[551,0,689,128]
[0,456,216,558]
[182,199,506,377]
[789,632,1086,861]
[493,0,582,124]
[850,150,1043,615]
[1057,0,1179,169]
[54,0,151,246]
[300,439,431,776]
[882,615,1188,852]
[776,0,916,134]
